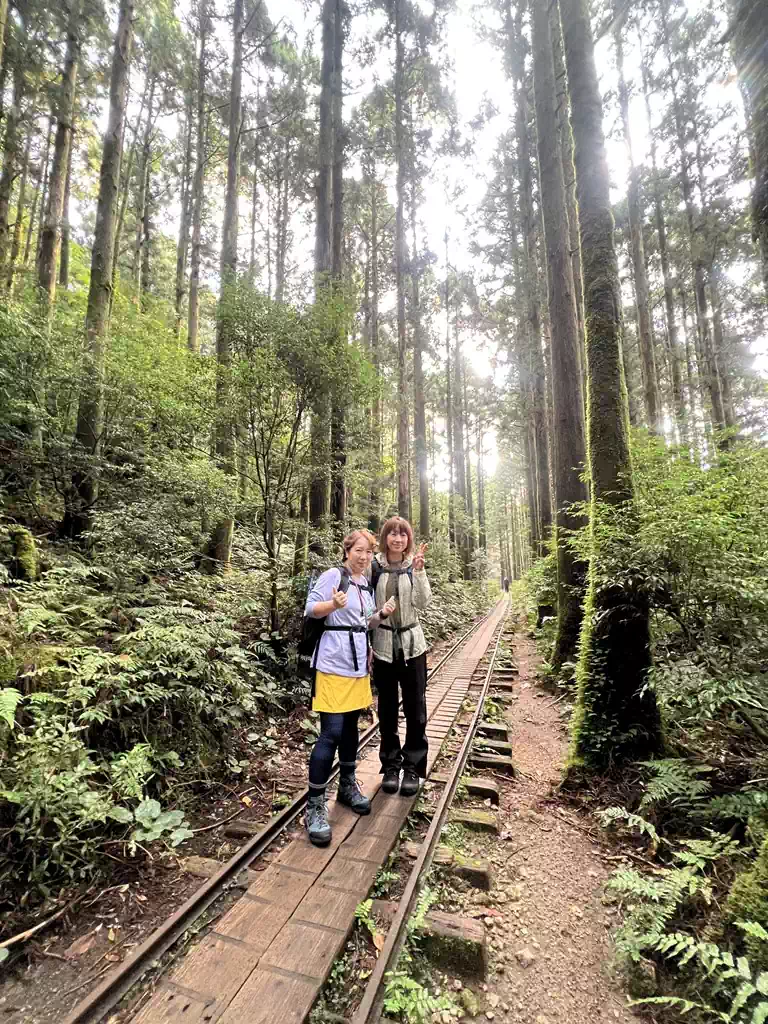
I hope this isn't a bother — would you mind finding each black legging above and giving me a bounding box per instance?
[308,710,361,789]
[375,651,428,777]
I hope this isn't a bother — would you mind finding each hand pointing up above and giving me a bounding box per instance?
[331,585,348,610]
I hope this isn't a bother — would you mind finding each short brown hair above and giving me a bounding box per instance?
[379,516,414,557]
[342,529,376,556]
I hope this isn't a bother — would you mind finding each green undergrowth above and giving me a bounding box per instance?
[0,513,496,916]
[521,436,768,1020]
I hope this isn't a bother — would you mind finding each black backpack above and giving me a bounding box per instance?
[370,557,413,593]
[297,567,372,681]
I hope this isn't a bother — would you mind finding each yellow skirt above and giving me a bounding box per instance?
[312,672,373,713]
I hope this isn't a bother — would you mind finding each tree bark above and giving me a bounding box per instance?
[640,42,687,447]
[559,0,662,771]
[615,19,660,434]
[133,73,156,298]
[202,0,243,573]
[188,2,209,353]
[6,128,31,291]
[0,64,24,278]
[309,0,335,531]
[0,0,8,84]
[175,94,194,337]
[410,173,429,540]
[445,239,456,553]
[532,0,588,672]
[476,417,486,550]
[660,0,727,435]
[730,0,768,296]
[329,0,347,526]
[38,0,80,311]
[59,125,74,288]
[367,168,381,534]
[394,0,409,519]
[64,0,134,538]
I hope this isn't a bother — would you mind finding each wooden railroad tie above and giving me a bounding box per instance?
[448,807,499,833]
[477,721,510,741]
[430,773,501,806]
[469,751,515,775]
[400,841,493,890]
[371,899,488,979]
[474,737,513,756]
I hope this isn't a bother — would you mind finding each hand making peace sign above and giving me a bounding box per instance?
[412,542,428,571]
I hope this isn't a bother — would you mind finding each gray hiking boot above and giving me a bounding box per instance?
[337,774,371,815]
[305,791,332,846]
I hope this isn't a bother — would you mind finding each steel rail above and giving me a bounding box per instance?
[63,601,500,1024]
[352,600,510,1024]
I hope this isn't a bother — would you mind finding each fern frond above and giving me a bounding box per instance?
[0,687,22,728]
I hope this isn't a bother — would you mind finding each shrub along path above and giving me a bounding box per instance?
[453,630,636,1024]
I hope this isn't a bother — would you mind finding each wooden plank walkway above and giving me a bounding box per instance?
[130,601,507,1024]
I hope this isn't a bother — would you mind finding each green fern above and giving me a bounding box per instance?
[598,805,663,849]
[0,687,21,728]
[638,759,714,810]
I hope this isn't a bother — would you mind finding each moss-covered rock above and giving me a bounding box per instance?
[724,835,768,971]
[1,526,39,581]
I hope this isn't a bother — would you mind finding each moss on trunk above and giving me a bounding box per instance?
[559,0,663,772]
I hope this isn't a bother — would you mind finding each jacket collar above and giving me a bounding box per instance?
[376,552,413,570]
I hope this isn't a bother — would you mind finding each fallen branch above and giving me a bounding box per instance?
[0,893,87,951]
[60,964,112,998]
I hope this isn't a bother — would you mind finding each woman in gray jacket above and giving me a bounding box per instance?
[371,516,432,796]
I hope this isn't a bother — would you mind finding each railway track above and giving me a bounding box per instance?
[63,600,506,1024]
[351,605,510,1024]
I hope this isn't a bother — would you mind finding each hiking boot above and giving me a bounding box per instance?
[382,767,401,794]
[305,792,332,846]
[337,774,371,815]
[400,767,421,797]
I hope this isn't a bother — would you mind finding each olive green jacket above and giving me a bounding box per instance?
[370,553,432,663]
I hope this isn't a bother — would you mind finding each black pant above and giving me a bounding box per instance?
[375,652,428,778]
[308,711,360,788]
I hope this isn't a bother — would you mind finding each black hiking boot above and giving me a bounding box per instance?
[399,767,421,797]
[337,774,371,815]
[305,792,332,846]
[382,767,401,794]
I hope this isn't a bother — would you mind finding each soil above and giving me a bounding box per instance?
[429,626,638,1024]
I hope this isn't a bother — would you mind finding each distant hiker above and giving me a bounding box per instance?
[503,576,510,593]
[303,529,396,847]
[371,516,432,797]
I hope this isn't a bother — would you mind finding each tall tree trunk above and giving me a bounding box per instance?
[309,0,335,532]
[476,418,487,550]
[329,0,347,527]
[0,0,8,84]
[64,0,134,538]
[202,0,243,573]
[615,18,660,433]
[6,128,30,291]
[445,241,456,553]
[411,178,429,540]
[111,72,149,310]
[552,12,585,356]
[640,42,687,447]
[454,325,470,578]
[709,266,738,430]
[463,367,475,570]
[505,3,552,554]
[188,3,209,353]
[660,0,726,434]
[394,0,409,519]
[532,0,587,672]
[0,65,24,278]
[559,0,662,771]
[38,1,80,311]
[730,0,768,296]
[175,94,194,337]
[59,125,74,288]
[368,172,382,534]
[133,73,156,296]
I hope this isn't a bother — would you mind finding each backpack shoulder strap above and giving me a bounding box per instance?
[370,557,382,592]
[338,566,352,594]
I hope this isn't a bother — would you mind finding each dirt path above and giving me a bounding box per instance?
[460,629,635,1024]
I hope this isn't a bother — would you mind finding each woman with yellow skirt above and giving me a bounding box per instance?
[304,529,396,847]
